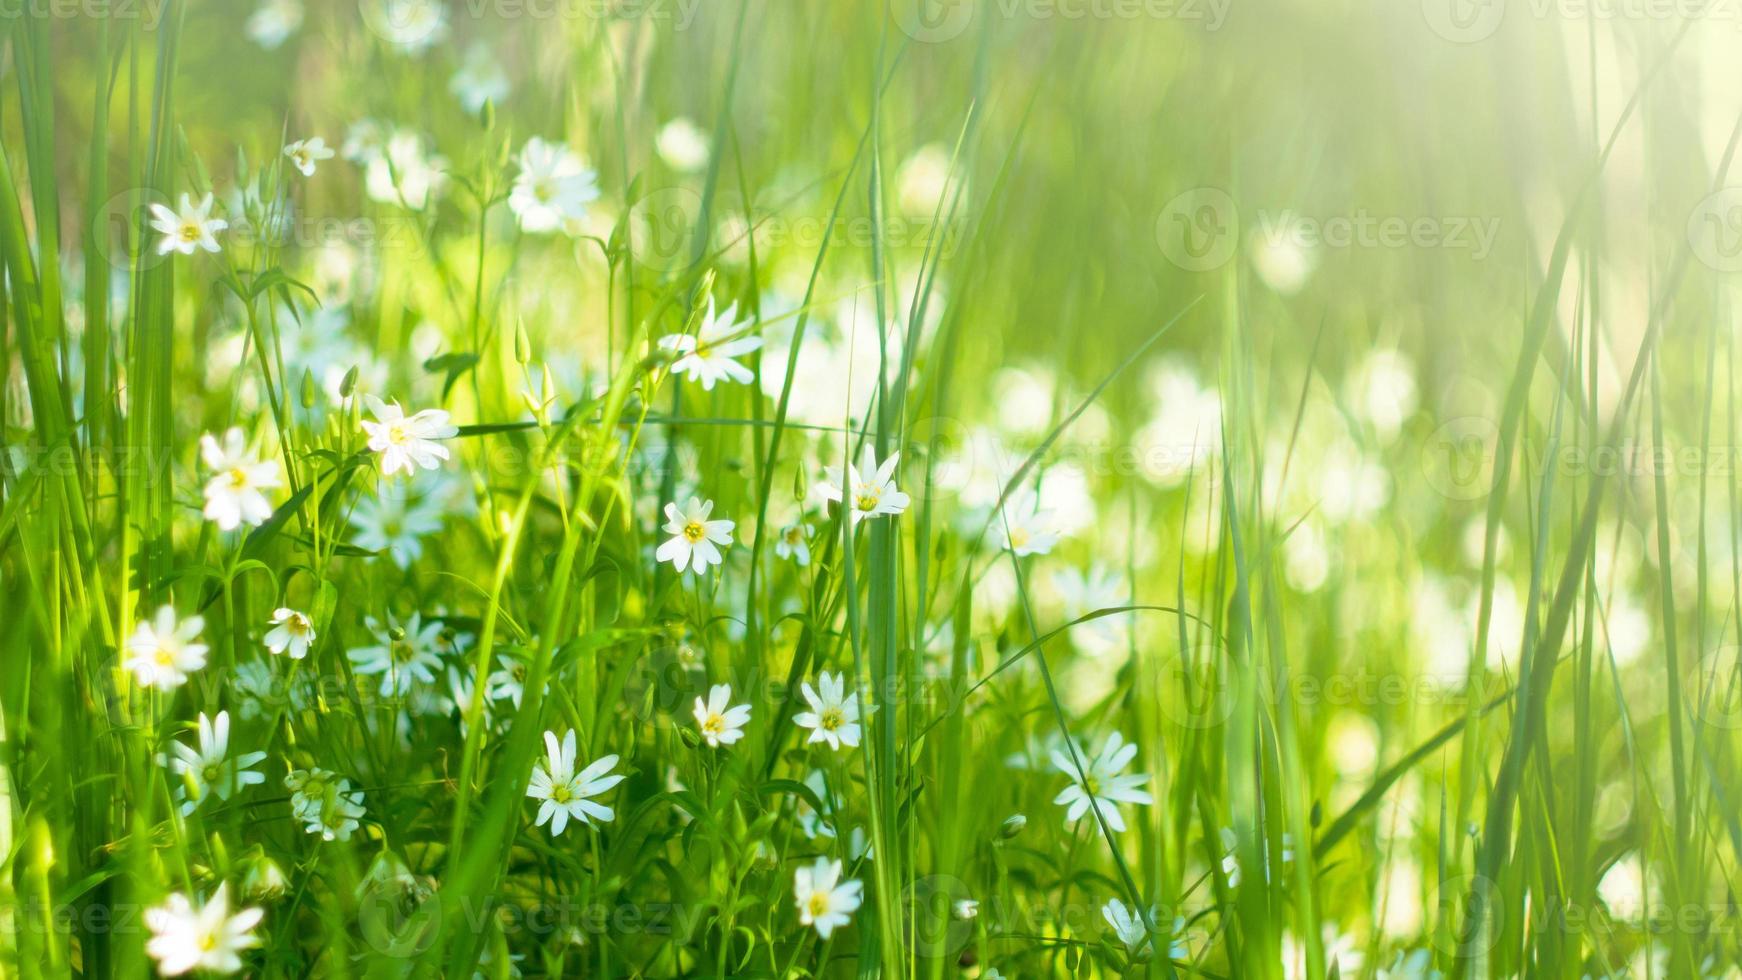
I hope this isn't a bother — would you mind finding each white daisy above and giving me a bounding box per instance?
[1050,731,1154,832]
[348,489,445,568]
[691,683,752,748]
[348,612,444,696]
[199,427,280,531]
[508,137,599,234]
[263,607,315,659]
[283,137,334,177]
[816,446,910,524]
[793,670,865,752]
[655,496,734,574]
[657,299,761,390]
[793,857,863,939]
[1101,898,1153,955]
[360,396,458,477]
[157,711,267,817]
[145,883,263,976]
[997,488,1060,557]
[148,192,227,256]
[527,729,624,836]
[450,42,510,115]
[124,607,209,690]
[245,0,303,49]
[774,521,811,566]
[285,768,365,841]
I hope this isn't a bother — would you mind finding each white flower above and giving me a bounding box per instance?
[816,447,910,524]
[655,496,734,574]
[774,522,811,566]
[953,899,979,920]
[361,396,458,476]
[348,612,444,696]
[450,42,510,114]
[285,768,365,841]
[245,0,303,49]
[349,490,445,568]
[691,683,751,748]
[527,729,624,835]
[793,857,863,939]
[125,607,209,690]
[200,428,280,531]
[358,130,447,208]
[657,299,761,390]
[487,659,528,708]
[656,117,711,173]
[794,671,865,752]
[1052,564,1130,656]
[1050,731,1154,833]
[508,138,599,234]
[157,711,267,816]
[148,192,227,256]
[1219,826,1294,887]
[283,137,334,177]
[797,769,837,839]
[145,883,263,976]
[368,0,448,53]
[997,488,1060,556]
[1101,898,1153,955]
[263,608,315,659]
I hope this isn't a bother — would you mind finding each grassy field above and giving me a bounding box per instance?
[4,0,1742,976]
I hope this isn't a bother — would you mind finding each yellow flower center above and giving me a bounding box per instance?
[227,467,252,489]
[819,707,845,732]
[199,931,219,951]
[179,221,202,242]
[702,713,725,736]
[683,521,706,542]
[808,892,832,918]
[1084,775,1101,796]
[1009,527,1030,549]
[391,640,416,663]
[154,646,176,667]
[854,492,880,512]
[551,783,572,804]
[386,422,409,445]
[784,527,803,545]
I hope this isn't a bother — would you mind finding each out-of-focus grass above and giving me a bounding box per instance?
[5,1,1742,978]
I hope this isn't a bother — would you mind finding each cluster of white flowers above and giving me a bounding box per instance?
[285,767,366,841]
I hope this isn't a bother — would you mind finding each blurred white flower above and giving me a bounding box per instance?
[1053,564,1130,656]
[794,857,863,939]
[349,612,444,696]
[656,117,711,173]
[775,522,812,566]
[1136,360,1221,487]
[450,42,510,115]
[658,299,761,389]
[997,488,1060,557]
[1351,349,1418,441]
[356,130,447,208]
[157,711,266,816]
[1250,216,1317,294]
[149,193,226,256]
[510,138,599,234]
[349,489,445,568]
[656,496,734,574]
[125,607,209,690]
[283,137,334,177]
[528,729,623,835]
[795,670,865,751]
[285,768,365,841]
[896,143,958,218]
[245,0,302,49]
[145,883,262,976]
[816,447,910,524]
[263,608,315,660]
[361,396,457,477]
[369,0,448,53]
[1051,731,1153,832]
[200,428,280,531]
[692,683,752,748]
[1101,898,1153,955]
[1283,519,1329,592]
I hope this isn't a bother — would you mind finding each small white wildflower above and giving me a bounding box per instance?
[124,607,209,690]
[148,192,227,256]
[263,608,315,659]
[657,299,761,391]
[283,137,334,177]
[1051,731,1154,833]
[691,683,752,748]
[360,396,458,477]
[527,729,624,836]
[655,496,734,574]
[200,428,280,531]
[793,857,863,939]
[157,711,267,817]
[794,670,865,751]
[816,447,910,524]
[145,883,263,976]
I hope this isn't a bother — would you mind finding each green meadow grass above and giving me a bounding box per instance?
[4,1,1742,977]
